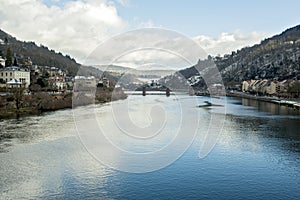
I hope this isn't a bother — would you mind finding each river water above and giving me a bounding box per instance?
[0,95,300,199]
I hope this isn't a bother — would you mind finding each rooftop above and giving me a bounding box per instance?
[0,66,30,72]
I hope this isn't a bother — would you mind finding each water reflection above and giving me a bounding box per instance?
[0,110,76,152]
[0,96,300,199]
[241,98,300,115]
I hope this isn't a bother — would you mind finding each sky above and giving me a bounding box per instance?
[0,0,300,68]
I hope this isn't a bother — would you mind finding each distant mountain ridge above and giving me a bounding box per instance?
[94,65,175,77]
[0,29,80,76]
[161,24,300,89]
[0,28,174,78]
[2,24,299,86]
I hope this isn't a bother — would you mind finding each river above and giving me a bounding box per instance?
[0,95,300,199]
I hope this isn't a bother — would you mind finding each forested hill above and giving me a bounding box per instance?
[0,29,80,76]
[217,24,300,84]
[161,24,300,89]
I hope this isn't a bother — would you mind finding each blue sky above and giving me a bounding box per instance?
[118,0,300,36]
[44,0,300,37]
[1,0,300,66]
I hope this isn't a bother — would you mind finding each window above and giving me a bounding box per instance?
[10,72,12,76]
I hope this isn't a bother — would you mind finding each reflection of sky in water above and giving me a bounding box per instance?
[101,95,185,153]
[0,96,299,199]
[0,136,115,199]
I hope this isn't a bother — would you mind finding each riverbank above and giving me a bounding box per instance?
[0,87,127,119]
[227,91,300,110]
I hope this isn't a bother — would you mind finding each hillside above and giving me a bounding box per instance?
[0,29,80,76]
[218,24,300,83]
[94,65,175,77]
[160,24,300,89]
[94,65,175,89]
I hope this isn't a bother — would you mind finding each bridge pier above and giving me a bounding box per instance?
[166,88,170,97]
[141,87,171,96]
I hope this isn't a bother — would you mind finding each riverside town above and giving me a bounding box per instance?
[1,1,300,199]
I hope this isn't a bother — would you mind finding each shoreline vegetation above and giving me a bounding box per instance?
[0,87,127,119]
[1,88,299,120]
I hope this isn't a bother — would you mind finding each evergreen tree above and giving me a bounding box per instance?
[13,57,18,66]
[4,37,8,45]
[5,48,12,67]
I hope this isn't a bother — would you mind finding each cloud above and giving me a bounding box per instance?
[117,0,130,7]
[138,19,156,28]
[194,31,270,56]
[0,0,270,69]
[87,29,269,70]
[85,28,207,70]
[0,0,127,62]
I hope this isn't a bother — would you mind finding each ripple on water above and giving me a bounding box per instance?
[0,96,300,199]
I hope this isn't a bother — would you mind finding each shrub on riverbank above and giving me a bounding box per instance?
[0,87,127,119]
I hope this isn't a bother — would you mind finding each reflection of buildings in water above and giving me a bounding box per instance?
[269,103,279,115]
[242,98,257,107]
[241,98,299,115]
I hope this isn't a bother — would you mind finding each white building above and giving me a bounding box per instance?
[0,66,30,88]
[74,76,96,92]
[208,83,225,95]
[242,80,251,92]
[48,76,67,90]
[0,57,5,67]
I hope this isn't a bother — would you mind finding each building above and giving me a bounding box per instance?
[74,76,96,92]
[48,75,67,90]
[265,81,277,95]
[249,80,261,93]
[0,66,30,87]
[241,79,297,97]
[257,79,268,94]
[242,80,251,92]
[208,83,226,95]
[0,57,5,67]
[65,76,74,90]
[98,76,110,88]
[276,80,288,94]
